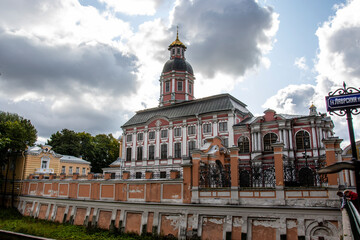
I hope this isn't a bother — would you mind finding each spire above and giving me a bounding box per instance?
[168,26,187,50]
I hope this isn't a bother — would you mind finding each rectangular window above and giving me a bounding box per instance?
[136,172,142,179]
[174,142,181,158]
[160,171,167,179]
[41,160,47,169]
[161,144,167,159]
[137,146,143,161]
[188,141,196,156]
[188,125,196,135]
[219,122,228,132]
[189,83,192,94]
[174,127,181,137]
[126,134,132,142]
[148,145,155,160]
[149,131,155,140]
[137,132,143,141]
[203,123,212,134]
[165,81,170,92]
[177,81,183,91]
[161,129,168,138]
[126,148,132,161]
[69,167,73,175]
[223,138,228,147]
[76,167,80,174]
[82,167,86,175]
[61,166,66,174]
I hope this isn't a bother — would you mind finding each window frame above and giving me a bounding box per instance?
[161,129,168,139]
[148,131,155,140]
[148,145,155,160]
[238,136,250,153]
[188,125,195,135]
[263,133,278,153]
[219,122,228,132]
[174,142,181,158]
[126,148,132,161]
[137,132,143,141]
[296,130,311,150]
[203,123,212,134]
[161,144,168,159]
[174,127,182,137]
[177,81,183,91]
[137,146,143,161]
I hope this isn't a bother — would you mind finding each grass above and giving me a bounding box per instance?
[0,208,176,240]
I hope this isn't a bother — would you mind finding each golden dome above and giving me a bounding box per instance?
[168,27,187,50]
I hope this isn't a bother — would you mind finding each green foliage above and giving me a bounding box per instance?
[0,112,37,161]
[47,129,119,173]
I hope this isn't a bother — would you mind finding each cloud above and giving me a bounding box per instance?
[171,0,279,78]
[262,84,315,114]
[0,0,138,139]
[99,0,164,16]
[263,0,360,147]
[294,56,308,70]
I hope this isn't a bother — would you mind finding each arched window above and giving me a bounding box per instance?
[238,136,250,153]
[263,133,278,152]
[296,130,311,150]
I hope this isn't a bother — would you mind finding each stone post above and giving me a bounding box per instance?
[323,137,343,186]
[272,142,285,187]
[182,157,192,204]
[229,147,239,203]
[191,150,201,203]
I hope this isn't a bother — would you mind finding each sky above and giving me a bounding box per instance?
[0,0,359,148]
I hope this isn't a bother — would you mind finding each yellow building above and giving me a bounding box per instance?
[0,145,91,198]
[25,145,91,177]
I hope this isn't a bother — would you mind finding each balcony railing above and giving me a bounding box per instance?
[35,168,54,174]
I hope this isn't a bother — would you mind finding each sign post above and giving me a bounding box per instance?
[322,82,360,194]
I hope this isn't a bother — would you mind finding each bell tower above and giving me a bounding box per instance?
[159,28,195,107]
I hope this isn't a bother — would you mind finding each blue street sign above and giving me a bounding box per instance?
[326,92,360,111]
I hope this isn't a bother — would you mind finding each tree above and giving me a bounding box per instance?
[0,111,37,207]
[47,129,81,157]
[47,129,119,173]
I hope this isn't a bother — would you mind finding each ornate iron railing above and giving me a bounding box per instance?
[239,163,275,188]
[199,161,231,188]
[283,158,328,187]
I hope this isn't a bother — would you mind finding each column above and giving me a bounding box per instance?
[279,129,283,143]
[197,118,202,148]
[155,128,160,159]
[212,118,218,137]
[228,113,235,147]
[191,150,201,203]
[131,130,136,162]
[122,134,126,160]
[182,122,187,156]
[257,132,261,151]
[144,130,148,159]
[251,133,255,152]
[311,125,318,149]
[168,126,173,158]
[185,79,189,100]
[284,129,289,149]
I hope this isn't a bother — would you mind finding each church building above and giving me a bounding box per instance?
[108,32,335,191]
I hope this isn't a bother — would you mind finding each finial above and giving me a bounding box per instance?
[176,26,179,40]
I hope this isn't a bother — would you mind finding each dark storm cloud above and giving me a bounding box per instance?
[0,28,138,139]
[172,0,277,78]
[0,30,137,97]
